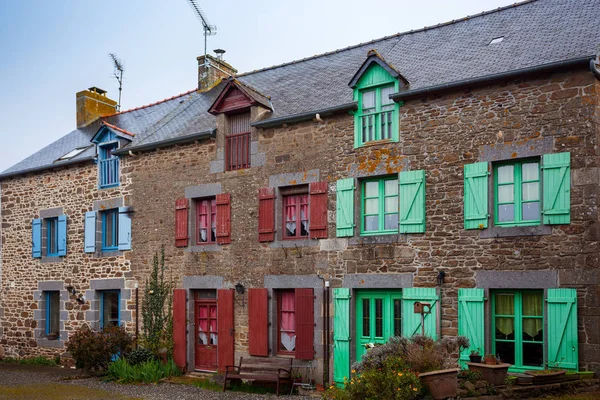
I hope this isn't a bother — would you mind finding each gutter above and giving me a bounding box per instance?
[591,58,600,80]
[113,129,216,155]
[251,102,357,129]
[0,156,95,180]
[390,56,595,102]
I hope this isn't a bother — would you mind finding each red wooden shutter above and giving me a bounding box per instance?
[295,288,315,360]
[175,198,189,247]
[309,181,328,239]
[258,187,275,242]
[217,288,235,372]
[172,289,187,371]
[248,288,269,356]
[216,193,231,244]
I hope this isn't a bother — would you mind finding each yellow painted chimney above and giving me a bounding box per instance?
[76,87,117,128]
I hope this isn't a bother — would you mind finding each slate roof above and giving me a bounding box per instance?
[2,0,599,178]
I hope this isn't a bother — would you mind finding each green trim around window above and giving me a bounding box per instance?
[493,158,541,227]
[360,176,398,235]
[492,290,544,372]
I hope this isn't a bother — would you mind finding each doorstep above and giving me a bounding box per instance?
[461,378,600,399]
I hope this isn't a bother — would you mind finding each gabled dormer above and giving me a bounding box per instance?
[349,50,409,148]
[91,122,134,189]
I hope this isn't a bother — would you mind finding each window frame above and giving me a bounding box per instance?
[277,289,296,356]
[356,84,398,146]
[98,140,120,189]
[493,158,541,227]
[101,209,119,252]
[282,192,310,240]
[45,291,60,338]
[46,217,59,257]
[491,290,545,372]
[360,176,399,236]
[195,197,217,245]
[100,290,121,329]
[225,112,251,171]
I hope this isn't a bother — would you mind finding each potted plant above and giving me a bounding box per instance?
[469,349,482,363]
[483,354,497,365]
[467,355,511,387]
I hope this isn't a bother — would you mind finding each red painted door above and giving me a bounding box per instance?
[195,299,218,370]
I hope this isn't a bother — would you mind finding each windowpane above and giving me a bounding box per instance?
[380,86,394,106]
[497,204,514,222]
[47,291,60,337]
[522,182,539,201]
[365,199,378,214]
[498,185,514,203]
[495,293,514,315]
[362,90,375,111]
[497,165,514,183]
[384,179,398,196]
[522,162,539,181]
[384,214,398,230]
[522,202,540,221]
[384,197,398,213]
[364,215,378,231]
[495,317,515,339]
[522,342,543,367]
[279,291,296,352]
[47,218,58,255]
[393,299,401,336]
[362,299,370,337]
[102,291,119,328]
[365,181,378,197]
[197,199,216,243]
[522,292,543,317]
[375,299,383,337]
[103,210,118,249]
[496,341,515,365]
[522,318,543,341]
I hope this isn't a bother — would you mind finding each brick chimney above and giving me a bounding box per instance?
[197,52,237,92]
[76,87,118,128]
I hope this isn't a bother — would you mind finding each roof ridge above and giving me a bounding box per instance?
[103,88,198,117]
[237,0,538,77]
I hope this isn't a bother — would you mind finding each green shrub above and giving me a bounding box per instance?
[66,325,133,372]
[127,347,156,366]
[107,357,181,384]
[1,356,59,366]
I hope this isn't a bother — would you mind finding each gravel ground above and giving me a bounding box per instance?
[0,364,313,400]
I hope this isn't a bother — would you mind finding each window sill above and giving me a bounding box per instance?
[93,250,123,258]
[480,224,552,238]
[187,244,222,253]
[268,239,319,249]
[99,184,120,190]
[355,139,395,149]
[349,234,406,245]
[41,256,64,264]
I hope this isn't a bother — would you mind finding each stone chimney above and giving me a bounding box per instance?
[197,52,237,92]
[76,87,118,128]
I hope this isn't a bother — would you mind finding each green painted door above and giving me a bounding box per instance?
[333,288,351,387]
[355,290,402,361]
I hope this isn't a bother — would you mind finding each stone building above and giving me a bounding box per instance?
[1,0,599,384]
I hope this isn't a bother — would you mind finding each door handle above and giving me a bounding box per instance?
[230,328,234,336]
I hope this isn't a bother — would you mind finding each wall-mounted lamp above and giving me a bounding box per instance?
[437,271,446,286]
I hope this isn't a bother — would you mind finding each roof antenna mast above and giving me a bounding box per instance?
[186,0,217,69]
[109,53,124,112]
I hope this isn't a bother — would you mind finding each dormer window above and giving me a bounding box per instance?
[98,142,119,188]
[359,85,396,143]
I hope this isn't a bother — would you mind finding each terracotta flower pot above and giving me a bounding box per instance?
[469,355,482,363]
[467,362,511,386]
[419,368,459,400]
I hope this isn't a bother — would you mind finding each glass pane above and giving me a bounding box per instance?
[495,317,515,339]
[522,202,540,221]
[384,213,398,230]
[365,198,378,214]
[364,215,378,231]
[522,182,539,201]
[496,341,515,365]
[495,293,515,315]
[522,342,543,367]
[105,212,114,247]
[522,162,539,181]
[381,86,394,105]
[498,185,514,203]
[362,90,375,110]
[365,181,378,197]
[362,299,370,337]
[384,179,398,196]
[384,197,398,213]
[48,219,57,254]
[522,292,543,316]
[103,291,119,327]
[497,165,514,184]
[497,204,514,222]
[393,299,401,337]
[375,299,383,337]
[48,291,60,335]
[523,318,543,341]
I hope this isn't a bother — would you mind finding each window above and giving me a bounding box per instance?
[489,36,504,45]
[46,218,59,256]
[278,290,296,354]
[57,146,90,161]
[102,209,119,251]
[358,85,396,145]
[100,290,120,328]
[361,176,398,235]
[45,291,60,339]
[99,142,119,188]
[226,113,251,171]
[492,290,544,370]
[282,186,309,239]
[494,159,540,226]
[196,198,217,244]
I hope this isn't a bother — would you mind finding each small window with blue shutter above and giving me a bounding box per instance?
[46,218,59,256]
[33,215,68,258]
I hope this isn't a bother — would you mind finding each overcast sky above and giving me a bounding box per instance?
[0,0,516,172]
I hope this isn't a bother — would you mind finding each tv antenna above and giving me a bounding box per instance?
[109,53,124,112]
[186,0,217,68]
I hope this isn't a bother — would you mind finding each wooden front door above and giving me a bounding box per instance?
[195,298,218,370]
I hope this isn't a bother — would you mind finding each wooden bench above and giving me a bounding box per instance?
[223,357,293,395]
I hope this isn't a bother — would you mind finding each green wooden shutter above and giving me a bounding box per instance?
[399,170,426,233]
[547,288,578,370]
[464,162,489,229]
[333,288,351,387]
[401,288,438,339]
[458,288,485,368]
[542,152,570,225]
[336,178,355,237]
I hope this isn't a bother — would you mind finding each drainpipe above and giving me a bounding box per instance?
[324,280,330,387]
[135,283,139,346]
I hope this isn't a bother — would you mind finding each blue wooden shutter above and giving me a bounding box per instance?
[84,211,96,253]
[57,215,67,256]
[32,218,42,258]
[336,178,355,237]
[333,288,351,387]
[547,288,578,370]
[458,288,485,368]
[542,152,570,225]
[399,170,426,233]
[118,207,132,250]
[401,288,438,339]
[464,162,489,229]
